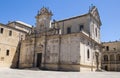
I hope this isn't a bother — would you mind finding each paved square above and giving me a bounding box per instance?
[0,68,120,78]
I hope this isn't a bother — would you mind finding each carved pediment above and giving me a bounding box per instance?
[38,7,53,16]
[90,6,102,26]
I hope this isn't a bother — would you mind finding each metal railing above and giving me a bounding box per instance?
[103,50,120,52]
[102,61,120,64]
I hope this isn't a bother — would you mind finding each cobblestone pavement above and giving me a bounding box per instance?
[0,68,120,78]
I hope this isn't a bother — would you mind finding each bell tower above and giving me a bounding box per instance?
[35,7,53,33]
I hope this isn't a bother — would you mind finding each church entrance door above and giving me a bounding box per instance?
[36,53,42,68]
[105,66,108,71]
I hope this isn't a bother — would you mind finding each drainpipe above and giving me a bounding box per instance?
[58,30,61,70]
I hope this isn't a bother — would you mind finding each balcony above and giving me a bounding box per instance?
[102,61,120,64]
[102,48,120,52]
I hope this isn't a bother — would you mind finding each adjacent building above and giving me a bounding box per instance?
[0,21,31,67]
[101,41,120,71]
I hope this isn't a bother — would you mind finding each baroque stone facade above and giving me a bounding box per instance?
[102,41,120,71]
[19,6,102,71]
[0,6,102,71]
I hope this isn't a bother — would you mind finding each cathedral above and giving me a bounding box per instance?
[0,6,102,71]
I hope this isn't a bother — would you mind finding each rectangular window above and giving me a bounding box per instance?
[9,30,12,36]
[6,50,10,56]
[79,25,84,31]
[106,46,109,51]
[67,27,71,34]
[0,28,4,34]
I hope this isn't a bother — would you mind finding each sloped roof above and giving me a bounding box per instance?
[15,21,32,27]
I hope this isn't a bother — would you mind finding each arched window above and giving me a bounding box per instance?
[104,55,108,61]
[87,49,90,59]
[110,54,114,61]
[116,54,120,61]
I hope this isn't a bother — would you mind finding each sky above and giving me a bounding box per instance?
[0,0,120,42]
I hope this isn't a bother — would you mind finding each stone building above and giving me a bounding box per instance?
[19,6,102,71]
[101,41,120,71]
[0,21,31,67]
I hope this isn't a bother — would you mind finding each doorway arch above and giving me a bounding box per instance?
[104,65,108,71]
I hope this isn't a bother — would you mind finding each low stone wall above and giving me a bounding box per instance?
[41,63,96,72]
